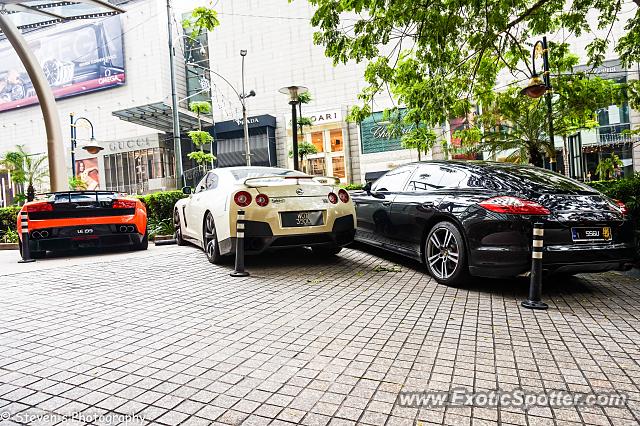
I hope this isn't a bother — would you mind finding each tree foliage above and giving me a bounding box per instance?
[1,145,48,201]
[182,6,220,37]
[307,0,637,129]
[187,101,216,166]
[454,44,623,166]
[596,153,623,181]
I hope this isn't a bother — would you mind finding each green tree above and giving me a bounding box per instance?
[187,101,215,167]
[289,142,318,173]
[596,153,623,181]
[308,0,638,129]
[182,6,220,37]
[454,44,622,167]
[1,145,48,203]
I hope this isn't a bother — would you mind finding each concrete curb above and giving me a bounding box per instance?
[0,243,18,250]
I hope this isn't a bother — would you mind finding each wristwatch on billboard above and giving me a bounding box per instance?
[42,59,75,87]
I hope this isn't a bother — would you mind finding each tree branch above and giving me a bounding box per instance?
[506,0,552,30]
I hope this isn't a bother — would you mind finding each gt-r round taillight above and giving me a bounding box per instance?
[338,189,350,203]
[234,191,252,207]
[479,196,550,215]
[328,192,338,204]
[613,199,628,216]
[255,194,269,207]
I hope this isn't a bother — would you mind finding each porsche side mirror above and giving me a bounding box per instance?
[364,181,372,194]
[182,186,192,195]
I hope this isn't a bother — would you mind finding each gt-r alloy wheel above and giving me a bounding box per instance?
[203,212,222,264]
[425,221,468,286]
[174,209,186,246]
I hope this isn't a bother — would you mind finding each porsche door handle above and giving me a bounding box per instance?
[382,201,392,206]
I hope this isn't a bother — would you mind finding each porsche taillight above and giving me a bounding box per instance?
[613,199,628,216]
[479,196,550,215]
[25,202,53,213]
[112,199,136,209]
[234,191,252,207]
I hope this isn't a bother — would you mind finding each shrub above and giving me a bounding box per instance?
[0,206,20,237]
[1,228,18,243]
[341,183,364,191]
[588,175,640,226]
[136,190,187,223]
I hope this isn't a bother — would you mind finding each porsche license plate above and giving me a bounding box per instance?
[571,227,612,242]
[281,211,324,227]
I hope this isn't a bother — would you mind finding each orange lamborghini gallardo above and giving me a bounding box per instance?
[17,191,148,259]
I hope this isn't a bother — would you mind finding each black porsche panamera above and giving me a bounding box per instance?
[352,161,635,285]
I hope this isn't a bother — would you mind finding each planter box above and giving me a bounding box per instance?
[153,235,174,242]
[0,243,18,250]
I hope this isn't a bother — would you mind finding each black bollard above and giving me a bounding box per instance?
[522,222,548,310]
[230,209,250,277]
[18,211,36,264]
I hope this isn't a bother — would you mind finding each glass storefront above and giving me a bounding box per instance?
[103,147,175,194]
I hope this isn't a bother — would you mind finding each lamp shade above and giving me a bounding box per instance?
[82,139,103,155]
[520,75,548,99]
[279,85,309,103]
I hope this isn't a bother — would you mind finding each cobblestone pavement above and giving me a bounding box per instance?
[0,244,639,426]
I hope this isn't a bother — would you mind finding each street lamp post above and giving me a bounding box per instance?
[520,36,555,171]
[70,114,102,178]
[279,85,309,171]
[166,0,183,187]
[240,50,251,166]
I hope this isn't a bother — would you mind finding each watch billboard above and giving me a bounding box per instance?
[0,15,125,113]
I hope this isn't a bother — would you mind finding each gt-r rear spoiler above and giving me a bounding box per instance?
[244,176,340,187]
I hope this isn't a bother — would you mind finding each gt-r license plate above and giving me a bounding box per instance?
[571,227,612,242]
[281,211,324,227]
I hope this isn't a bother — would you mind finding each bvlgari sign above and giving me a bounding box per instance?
[307,109,342,125]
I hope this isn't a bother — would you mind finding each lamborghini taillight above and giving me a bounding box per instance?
[25,202,53,213]
[112,199,136,209]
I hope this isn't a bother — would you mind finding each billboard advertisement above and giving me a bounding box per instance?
[0,16,125,113]
[76,158,100,191]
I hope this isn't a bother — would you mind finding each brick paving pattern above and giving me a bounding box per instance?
[0,244,638,425]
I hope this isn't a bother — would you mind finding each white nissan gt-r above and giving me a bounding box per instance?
[174,166,356,263]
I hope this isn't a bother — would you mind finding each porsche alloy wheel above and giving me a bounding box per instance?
[174,209,186,246]
[425,221,468,286]
[203,212,222,264]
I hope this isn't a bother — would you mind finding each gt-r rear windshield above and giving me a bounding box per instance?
[230,168,308,181]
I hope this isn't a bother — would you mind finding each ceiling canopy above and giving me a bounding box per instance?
[0,1,125,33]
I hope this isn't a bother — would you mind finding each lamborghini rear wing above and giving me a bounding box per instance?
[37,191,124,203]
[244,176,341,187]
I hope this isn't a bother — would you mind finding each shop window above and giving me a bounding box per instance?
[332,156,345,178]
[311,131,324,153]
[330,129,343,152]
[309,158,325,176]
